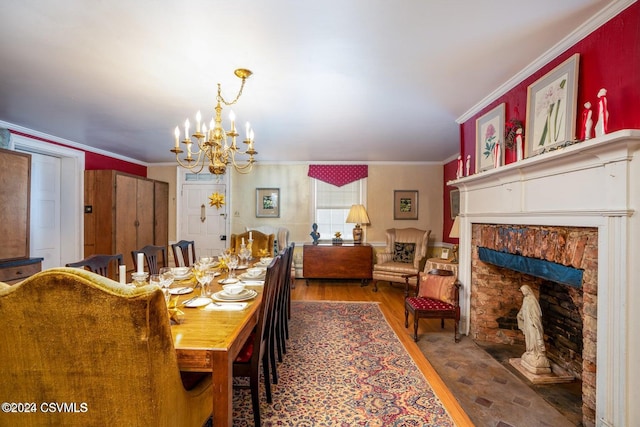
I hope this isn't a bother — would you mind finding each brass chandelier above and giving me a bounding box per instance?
[171,68,257,175]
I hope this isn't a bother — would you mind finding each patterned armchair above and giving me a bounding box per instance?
[0,268,212,427]
[372,228,431,293]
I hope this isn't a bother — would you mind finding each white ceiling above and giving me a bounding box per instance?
[0,0,615,165]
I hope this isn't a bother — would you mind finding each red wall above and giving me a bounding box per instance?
[460,2,640,174]
[10,130,147,177]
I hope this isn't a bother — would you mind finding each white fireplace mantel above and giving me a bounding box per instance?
[449,129,640,427]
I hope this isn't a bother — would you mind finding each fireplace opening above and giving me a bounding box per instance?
[470,223,598,426]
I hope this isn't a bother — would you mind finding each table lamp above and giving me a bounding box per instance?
[346,204,370,244]
[449,216,460,263]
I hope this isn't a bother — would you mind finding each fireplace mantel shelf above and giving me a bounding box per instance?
[449,129,640,189]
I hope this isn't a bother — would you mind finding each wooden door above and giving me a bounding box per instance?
[0,148,30,260]
[115,174,138,271]
[154,181,169,249]
[135,178,154,248]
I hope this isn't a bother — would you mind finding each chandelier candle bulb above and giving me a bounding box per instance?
[174,126,180,148]
[229,110,236,132]
[196,111,201,133]
[184,119,190,141]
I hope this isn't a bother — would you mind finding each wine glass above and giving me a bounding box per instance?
[159,267,174,303]
[239,247,250,268]
[227,254,239,279]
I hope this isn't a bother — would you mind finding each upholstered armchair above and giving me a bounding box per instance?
[372,228,431,292]
[230,230,275,258]
[246,225,290,254]
[0,268,212,427]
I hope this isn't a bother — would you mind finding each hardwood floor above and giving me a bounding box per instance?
[291,279,474,427]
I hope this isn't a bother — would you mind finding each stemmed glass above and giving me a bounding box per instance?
[193,262,214,297]
[227,254,239,280]
[239,247,251,268]
[159,267,174,303]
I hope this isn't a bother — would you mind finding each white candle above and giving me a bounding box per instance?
[184,118,190,140]
[242,237,245,245]
[174,126,180,148]
[195,111,202,133]
[249,231,252,240]
[229,110,236,132]
[245,122,251,140]
[137,253,144,274]
[119,265,126,284]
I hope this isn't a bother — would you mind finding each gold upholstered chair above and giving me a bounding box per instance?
[0,268,212,427]
[372,228,431,293]
[230,230,275,258]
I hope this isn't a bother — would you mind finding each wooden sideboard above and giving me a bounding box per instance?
[303,243,373,285]
[0,258,43,285]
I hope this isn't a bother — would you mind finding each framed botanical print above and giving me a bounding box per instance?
[256,188,280,218]
[475,103,505,172]
[394,190,418,220]
[525,53,579,157]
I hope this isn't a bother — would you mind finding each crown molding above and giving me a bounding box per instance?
[456,0,637,124]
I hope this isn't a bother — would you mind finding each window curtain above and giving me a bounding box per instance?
[307,164,368,187]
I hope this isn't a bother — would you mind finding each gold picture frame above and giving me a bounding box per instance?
[256,188,280,218]
[525,53,580,157]
[394,190,418,220]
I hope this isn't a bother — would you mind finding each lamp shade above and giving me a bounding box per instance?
[346,204,370,225]
[449,216,460,239]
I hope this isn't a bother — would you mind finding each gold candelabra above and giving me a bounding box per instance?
[171,68,257,175]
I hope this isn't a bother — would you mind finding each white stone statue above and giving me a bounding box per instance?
[582,101,593,140]
[515,128,524,161]
[465,155,471,176]
[456,155,463,179]
[595,88,608,137]
[517,285,551,374]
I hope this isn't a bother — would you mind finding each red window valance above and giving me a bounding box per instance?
[308,165,368,187]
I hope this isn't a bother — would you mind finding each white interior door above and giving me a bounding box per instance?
[180,183,228,258]
[29,152,61,269]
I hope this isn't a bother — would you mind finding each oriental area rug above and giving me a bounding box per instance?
[231,301,454,426]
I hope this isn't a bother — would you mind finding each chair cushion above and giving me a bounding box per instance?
[418,273,456,305]
[393,242,415,263]
[406,296,455,311]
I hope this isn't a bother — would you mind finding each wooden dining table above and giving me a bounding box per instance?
[170,266,264,427]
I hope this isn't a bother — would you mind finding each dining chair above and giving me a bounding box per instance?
[131,245,167,275]
[0,267,213,426]
[233,254,282,426]
[404,269,461,342]
[66,254,123,280]
[171,240,196,267]
[230,230,275,258]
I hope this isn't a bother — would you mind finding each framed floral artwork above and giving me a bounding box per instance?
[394,190,418,220]
[256,188,280,218]
[475,103,505,172]
[525,53,579,157]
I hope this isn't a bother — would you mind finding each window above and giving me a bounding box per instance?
[312,178,366,241]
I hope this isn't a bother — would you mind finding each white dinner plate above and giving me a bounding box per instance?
[182,297,212,307]
[213,289,258,302]
[169,286,193,295]
[173,272,193,281]
[239,272,266,281]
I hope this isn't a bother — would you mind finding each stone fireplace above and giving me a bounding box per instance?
[470,223,597,422]
[451,130,640,427]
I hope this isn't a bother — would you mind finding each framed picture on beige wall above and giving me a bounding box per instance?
[256,188,280,218]
[394,190,418,220]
